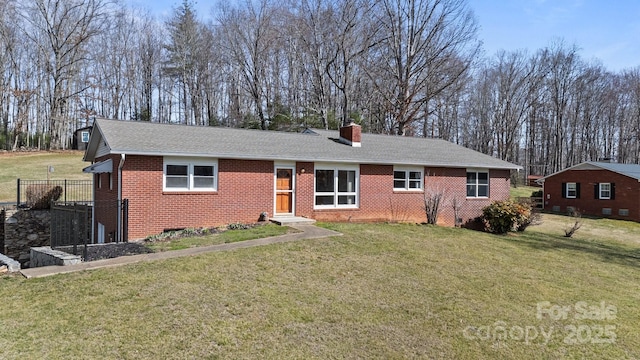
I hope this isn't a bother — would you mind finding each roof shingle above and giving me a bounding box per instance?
[84,119,521,170]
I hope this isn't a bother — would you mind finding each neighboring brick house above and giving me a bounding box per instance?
[541,161,640,222]
[82,118,520,241]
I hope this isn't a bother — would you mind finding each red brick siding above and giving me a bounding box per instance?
[543,169,640,222]
[295,162,315,219]
[99,155,513,239]
[120,156,274,240]
[296,165,511,225]
[425,168,511,226]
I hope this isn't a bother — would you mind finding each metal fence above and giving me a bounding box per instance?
[50,200,129,260]
[17,179,92,207]
[50,202,92,259]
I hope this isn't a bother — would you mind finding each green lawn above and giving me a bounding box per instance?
[1,217,639,359]
[510,185,541,199]
[0,151,90,202]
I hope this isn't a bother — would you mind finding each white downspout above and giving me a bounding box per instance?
[117,154,126,243]
[91,167,96,244]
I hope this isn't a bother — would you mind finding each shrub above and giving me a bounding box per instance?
[227,222,251,230]
[531,190,543,197]
[143,227,218,242]
[564,210,583,238]
[481,200,535,234]
[423,191,444,225]
[26,184,63,210]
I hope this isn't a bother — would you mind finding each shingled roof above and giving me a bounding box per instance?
[542,161,640,181]
[84,118,521,170]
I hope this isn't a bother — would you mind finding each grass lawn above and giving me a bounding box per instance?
[510,185,541,199]
[0,151,89,202]
[1,216,639,359]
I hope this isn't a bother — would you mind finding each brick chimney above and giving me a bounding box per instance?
[339,122,361,147]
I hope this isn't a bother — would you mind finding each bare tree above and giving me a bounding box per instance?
[217,0,280,130]
[290,0,335,129]
[325,0,378,126]
[0,0,20,150]
[164,0,209,125]
[19,0,109,149]
[372,0,480,135]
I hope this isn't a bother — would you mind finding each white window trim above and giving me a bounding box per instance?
[163,157,218,192]
[599,183,611,199]
[566,182,577,199]
[466,168,489,198]
[314,163,359,209]
[393,166,424,191]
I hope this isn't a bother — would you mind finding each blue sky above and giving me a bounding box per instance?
[132,0,640,72]
[473,0,640,71]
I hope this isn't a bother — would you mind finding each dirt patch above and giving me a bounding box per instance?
[58,242,154,262]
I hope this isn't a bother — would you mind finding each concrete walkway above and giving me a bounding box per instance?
[20,225,341,279]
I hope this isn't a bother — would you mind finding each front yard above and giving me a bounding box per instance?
[1,216,639,359]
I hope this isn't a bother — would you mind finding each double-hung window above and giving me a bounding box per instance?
[394,167,423,191]
[466,170,489,198]
[314,164,358,208]
[164,157,217,191]
[599,183,611,199]
[566,183,577,198]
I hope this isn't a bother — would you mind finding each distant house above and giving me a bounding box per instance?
[72,126,93,150]
[82,118,520,242]
[527,175,543,187]
[540,161,640,221]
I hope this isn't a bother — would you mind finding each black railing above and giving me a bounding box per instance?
[51,199,129,259]
[50,202,92,259]
[17,179,92,207]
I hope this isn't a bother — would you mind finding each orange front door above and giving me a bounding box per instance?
[276,168,293,214]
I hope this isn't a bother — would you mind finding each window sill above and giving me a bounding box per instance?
[163,190,218,195]
[466,197,489,200]
[393,189,424,193]
[313,208,360,212]
[313,206,359,211]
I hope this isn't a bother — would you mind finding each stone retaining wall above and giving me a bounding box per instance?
[30,246,81,267]
[0,252,20,272]
[3,209,51,266]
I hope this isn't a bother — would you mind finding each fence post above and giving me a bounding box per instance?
[16,178,20,206]
[64,179,67,203]
[72,203,78,255]
[49,202,54,248]
[83,204,88,260]
[123,199,128,243]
